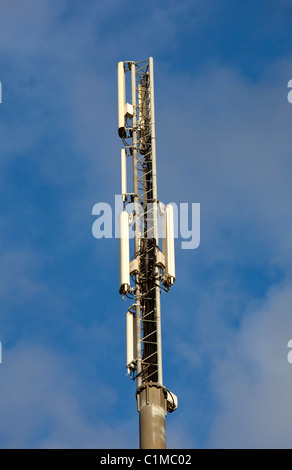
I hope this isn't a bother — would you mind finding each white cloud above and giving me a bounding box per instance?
[207,280,292,448]
[0,343,138,449]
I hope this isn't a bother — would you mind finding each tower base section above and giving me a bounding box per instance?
[136,383,167,449]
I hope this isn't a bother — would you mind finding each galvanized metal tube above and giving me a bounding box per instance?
[137,383,167,449]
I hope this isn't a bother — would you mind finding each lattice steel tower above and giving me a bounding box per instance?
[117,58,177,449]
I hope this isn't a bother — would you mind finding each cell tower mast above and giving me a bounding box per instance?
[117,58,177,449]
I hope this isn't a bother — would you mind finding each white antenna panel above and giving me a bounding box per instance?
[117,61,126,138]
[126,311,135,372]
[162,204,175,286]
[119,211,130,294]
[121,148,127,202]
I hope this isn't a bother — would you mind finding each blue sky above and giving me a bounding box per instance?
[1,0,292,448]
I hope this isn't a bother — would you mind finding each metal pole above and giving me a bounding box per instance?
[131,62,142,388]
[137,58,166,449]
[137,383,167,449]
[149,57,163,386]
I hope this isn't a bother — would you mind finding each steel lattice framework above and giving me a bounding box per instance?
[121,59,163,386]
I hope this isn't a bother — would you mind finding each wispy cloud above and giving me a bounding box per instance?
[0,343,138,448]
[208,280,292,448]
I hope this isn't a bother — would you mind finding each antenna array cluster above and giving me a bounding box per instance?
[117,58,177,449]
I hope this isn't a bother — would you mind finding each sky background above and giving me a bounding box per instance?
[0,0,292,449]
